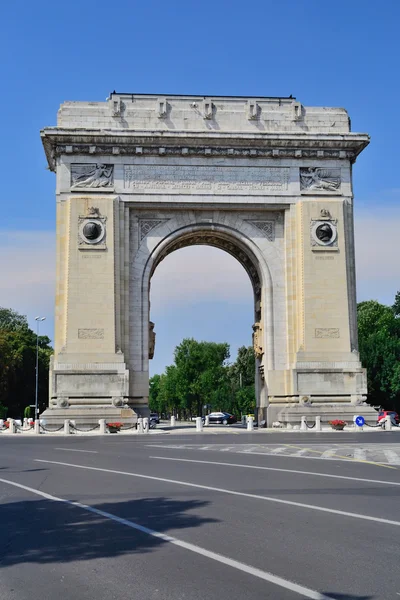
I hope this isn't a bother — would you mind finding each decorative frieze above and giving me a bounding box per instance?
[139,219,166,241]
[300,167,340,192]
[71,163,114,189]
[53,145,356,165]
[248,221,275,241]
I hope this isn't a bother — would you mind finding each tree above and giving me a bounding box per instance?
[226,346,256,416]
[393,291,400,318]
[0,308,53,418]
[158,339,230,417]
[357,297,400,411]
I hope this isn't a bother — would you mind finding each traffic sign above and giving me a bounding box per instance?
[355,416,365,427]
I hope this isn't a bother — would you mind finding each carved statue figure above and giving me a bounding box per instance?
[149,321,156,359]
[300,167,340,191]
[88,206,100,217]
[72,164,113,188]
[252,322,263,359]
[320,208,331,219]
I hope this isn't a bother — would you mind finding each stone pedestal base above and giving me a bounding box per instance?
[40,405,139,427]
[263,402,378,426]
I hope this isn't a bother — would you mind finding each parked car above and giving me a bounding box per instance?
[150,413,160,424]
[377,410,399,425]
[203,412,237,425]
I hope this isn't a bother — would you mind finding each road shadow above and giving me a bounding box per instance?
[0,496,217,567]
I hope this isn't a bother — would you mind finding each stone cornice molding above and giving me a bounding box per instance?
[41,128,370,172]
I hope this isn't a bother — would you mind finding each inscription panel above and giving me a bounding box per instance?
[123,165,289,195]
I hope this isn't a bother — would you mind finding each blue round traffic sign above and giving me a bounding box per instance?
[355,416,365,427]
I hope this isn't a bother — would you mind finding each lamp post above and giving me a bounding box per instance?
[35,316,46,421]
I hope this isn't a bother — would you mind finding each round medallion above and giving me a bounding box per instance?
[311,220,337,246]
[79,219,105,245]
[316,223,334,244]
[83,221,102,240]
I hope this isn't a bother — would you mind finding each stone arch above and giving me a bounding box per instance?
[129,218,282,413]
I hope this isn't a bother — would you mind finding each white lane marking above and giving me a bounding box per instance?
[270,447,286,454]
[320,450,337,458]
[35,459,400,528]
[353,449,367,461]
[241,446,262,453]
[0,476,331,600]
[150,456,400,487]
[293,449,309,457]
[54,448,98,454]
[383,450,400,465]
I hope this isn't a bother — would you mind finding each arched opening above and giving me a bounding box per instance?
[137,223,273,419]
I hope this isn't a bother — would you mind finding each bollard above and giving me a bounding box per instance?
[143,417,149,433]
[300,416,307,432]
[34,420,40,434]
[247,416,254,431]
[170,415,176,427]
[315,416,321,432]
[8,418,15,433]
[23,418,28,427]
[64,419,70,435]
[0,419,3,428]
[204,415,210,427]
[137,417,143,434]
[99,419,106,435]
[195,417,203,432]
[386,415,392,431]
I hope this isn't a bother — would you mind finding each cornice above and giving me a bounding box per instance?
[41,127,370,172]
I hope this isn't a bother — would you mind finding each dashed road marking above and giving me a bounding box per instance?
[35,459,400,528]
[150,456,400,487]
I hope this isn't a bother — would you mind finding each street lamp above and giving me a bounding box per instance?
[35,316,46,421]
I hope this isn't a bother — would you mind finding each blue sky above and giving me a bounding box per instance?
[1,0,399,374]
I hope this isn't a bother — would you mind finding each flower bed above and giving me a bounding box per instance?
[106,422,123,433]
[328,419,347,431]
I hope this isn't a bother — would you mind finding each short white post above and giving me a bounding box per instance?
[63,419,70,435]
[300,416,307,432]
[0,419,3,428]
[99,419,106,434]
[8,418,15,433]
[195,417,203,432]
[34,420,40,434]
[23,418,28,427]
[143,417,149,433]
[386,415,392,431]
[204,415,210,426]
[247,416,254,431]
[170,415,176,427]
[315,416,321,432]
[137,417,143,433]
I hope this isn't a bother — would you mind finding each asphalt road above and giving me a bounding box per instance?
[1,432,400,600]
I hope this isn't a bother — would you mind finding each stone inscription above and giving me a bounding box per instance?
[124,165,289,194]
[315,328,340,338]
[78,328,104,339]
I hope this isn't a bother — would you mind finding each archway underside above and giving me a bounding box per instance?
[149,230,262,321]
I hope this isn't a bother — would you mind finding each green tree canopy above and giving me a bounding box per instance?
[357,296,400,411]
[150,339,256,418]
[0,308,53,418]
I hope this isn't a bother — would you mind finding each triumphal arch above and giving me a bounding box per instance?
[41,93,371,425]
